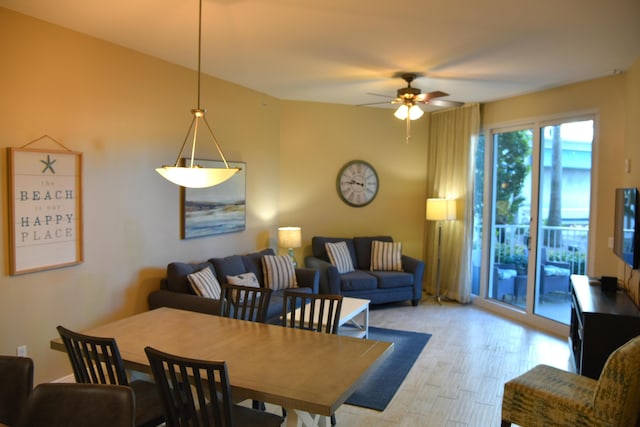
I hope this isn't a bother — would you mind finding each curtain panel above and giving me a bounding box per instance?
[425,103,480,303]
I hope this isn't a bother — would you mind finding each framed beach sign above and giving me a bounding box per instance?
[181,160,246,239]
[8,146,83,275]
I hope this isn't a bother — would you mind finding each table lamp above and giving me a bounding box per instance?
[278,227,302,267]
[426,198,457,303]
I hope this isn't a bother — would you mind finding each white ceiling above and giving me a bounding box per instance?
[2,0,639,110]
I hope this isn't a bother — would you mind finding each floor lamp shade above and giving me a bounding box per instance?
[426,198,457,221]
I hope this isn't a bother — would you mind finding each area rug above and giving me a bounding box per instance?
[344,326,431,411]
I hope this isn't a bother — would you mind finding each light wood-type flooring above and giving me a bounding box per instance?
[268,298,571,427]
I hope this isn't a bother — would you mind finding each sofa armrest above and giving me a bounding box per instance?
[148,289,221,316]
[402,255,425,301]
[294,267,320,293]
[305,256,341,294]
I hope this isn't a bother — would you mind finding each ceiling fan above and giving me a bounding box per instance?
[362,72,463,142]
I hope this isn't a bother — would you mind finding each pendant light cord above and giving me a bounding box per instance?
[197,0,202,110]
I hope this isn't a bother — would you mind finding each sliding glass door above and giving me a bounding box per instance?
[474,117,593,326]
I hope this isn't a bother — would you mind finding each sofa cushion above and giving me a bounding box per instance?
[353,236,393,270]
[311,237,357,266]
[226,272,260,287]
[209,255,247,284]
[167,262,216,294]
[370,240,403,272]
[262,255,297,291]
[369,271,414,289]
[242,248,276,284]
[326,241,355,274]
[187,267,222,299]
[339,270,377,292]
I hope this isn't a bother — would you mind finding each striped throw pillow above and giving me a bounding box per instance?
[325,241,355,274]
[262,255,297,291]
[370,240,403,272]
[187,267,222,299]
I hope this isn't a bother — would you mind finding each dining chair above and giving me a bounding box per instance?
[219,283,272,323]
[144,346,283,427]
[56,325,165,427]
[501,334,640,427]
[281,289,343,334]
[0,355,34,426]
[282,290,343,425]
[14,383,135,427]
[218,283,273,412]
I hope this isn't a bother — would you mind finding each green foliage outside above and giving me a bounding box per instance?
[495,130,531,224]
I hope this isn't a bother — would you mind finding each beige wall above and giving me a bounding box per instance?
[278,101,429,262]
[1,7,639,384]
[0,8,284,383]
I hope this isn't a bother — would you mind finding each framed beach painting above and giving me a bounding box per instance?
[181,160,246,239]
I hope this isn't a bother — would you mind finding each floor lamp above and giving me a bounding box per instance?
[426,198,457,304]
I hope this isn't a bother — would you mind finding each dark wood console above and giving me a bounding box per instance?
[569,275,640,379]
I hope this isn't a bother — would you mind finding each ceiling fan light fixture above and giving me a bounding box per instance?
[156,0,239,189]
[394,104,423,120]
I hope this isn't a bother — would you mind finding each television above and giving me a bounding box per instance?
[613,187,640,269]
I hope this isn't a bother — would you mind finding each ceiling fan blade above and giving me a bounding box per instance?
[422,91,449,100]
[428,99,464,108]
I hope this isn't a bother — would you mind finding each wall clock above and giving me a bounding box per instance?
[336,160,379,207]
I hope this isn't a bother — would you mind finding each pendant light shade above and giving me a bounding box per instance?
[156,165,239,189]
[156,0,239,189]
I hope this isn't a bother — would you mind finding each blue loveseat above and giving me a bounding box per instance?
[305,236,424,306]
[148,248,319,324]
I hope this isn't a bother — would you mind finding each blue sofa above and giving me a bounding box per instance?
[148,248,319,324]
[305,236,424,306]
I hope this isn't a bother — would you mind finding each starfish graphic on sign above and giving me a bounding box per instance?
[40,154,56,174]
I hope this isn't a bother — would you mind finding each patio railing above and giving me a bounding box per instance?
[492,224,588,275]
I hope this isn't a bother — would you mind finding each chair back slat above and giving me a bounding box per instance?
[282,290,343,334]
[145,346,233,427]
[57,325,128,386]
[219,284,272,323]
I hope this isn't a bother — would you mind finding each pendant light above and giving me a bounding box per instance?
[156,0,239,188]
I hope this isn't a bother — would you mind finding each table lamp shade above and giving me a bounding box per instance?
[426,198,457,221]
[278,227,302,248]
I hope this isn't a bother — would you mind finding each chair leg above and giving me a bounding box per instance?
[331,413,336,425]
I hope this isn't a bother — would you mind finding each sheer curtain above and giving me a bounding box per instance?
[425,103,480,303]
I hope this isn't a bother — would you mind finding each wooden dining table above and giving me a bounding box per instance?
[50,307,393,427]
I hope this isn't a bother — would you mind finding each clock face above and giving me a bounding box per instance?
[336,160,379,207]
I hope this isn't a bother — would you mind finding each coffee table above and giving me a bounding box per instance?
[338,297,370,338]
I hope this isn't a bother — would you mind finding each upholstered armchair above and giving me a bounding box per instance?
[501,335,640,427]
